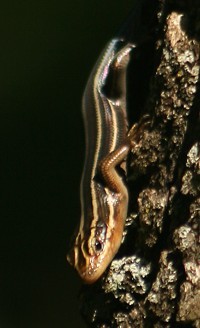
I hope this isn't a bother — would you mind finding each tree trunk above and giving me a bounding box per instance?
[79,1,200,326]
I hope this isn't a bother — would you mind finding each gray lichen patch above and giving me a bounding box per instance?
[177,281,200,322]
[146,251,178,322]
[173,198,199,261]
[156,12,199,120]
[186,142,200,169]
[103,255,151,305]
[113,306,146,328]
[173,198,200,322]
[181,142,200,196]
[138,188,169,246]
[129,127,164,174]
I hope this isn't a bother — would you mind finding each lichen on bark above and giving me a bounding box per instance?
[79,1,200,327]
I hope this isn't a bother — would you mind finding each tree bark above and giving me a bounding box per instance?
[79,1,200,327]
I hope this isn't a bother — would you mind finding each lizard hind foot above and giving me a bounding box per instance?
[128,114,151,145]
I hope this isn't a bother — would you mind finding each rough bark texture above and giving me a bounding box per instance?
[79,1,200,327]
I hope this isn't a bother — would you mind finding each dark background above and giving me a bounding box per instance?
[0,1,133,327]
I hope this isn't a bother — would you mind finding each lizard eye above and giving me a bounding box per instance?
[95,240,103,252]
[92,238,104,254]
[90,221,107,254]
